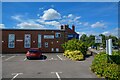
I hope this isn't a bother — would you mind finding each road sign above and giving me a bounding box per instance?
[95,36,102,43]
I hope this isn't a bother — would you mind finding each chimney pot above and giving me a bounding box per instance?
[60,25,64,30]
[72,25,75,31]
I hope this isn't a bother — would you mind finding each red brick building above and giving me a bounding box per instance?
[2,25,79,53]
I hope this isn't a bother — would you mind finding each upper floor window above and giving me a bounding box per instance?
[45,42,48,48]
[55,33,61,38]
[8,34,15,48]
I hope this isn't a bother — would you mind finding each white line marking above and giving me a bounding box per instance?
[51,72,62,80]
[11,73,23,80]
[24,58,27,61]
[56,72,61,80]
[5,56,15,61]
[57,55,63,60]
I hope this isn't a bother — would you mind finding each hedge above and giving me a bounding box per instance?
[91,51,120,80]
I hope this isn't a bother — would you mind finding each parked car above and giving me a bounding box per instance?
[112,46,119,49]
[26,48,42,59]
[99,47,103,50]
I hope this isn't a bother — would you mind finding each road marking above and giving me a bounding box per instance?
[5,56,15,61]
[51,72,62,80]
[57,55,63,60]
[47,58,58,61]
[24,58,27,61]
[11,73,23,80]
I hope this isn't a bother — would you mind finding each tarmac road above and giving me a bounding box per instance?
[1,53,100,80]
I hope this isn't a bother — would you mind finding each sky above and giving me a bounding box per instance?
[1,2,119,37]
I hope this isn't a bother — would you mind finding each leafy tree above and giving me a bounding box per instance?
[61,39,88,56]
[80,34,88,42]
[108,35,118,46]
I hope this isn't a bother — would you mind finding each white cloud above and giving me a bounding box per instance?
[17,22,44,29]
[41,8,61,20]
[11,15,22,22]
[68,14,73,18]
[82,22,89,26]
[60,14,81,25]
[37,19,60,29]
[91,22,106,28]
[44,21,60,28]
[102,31,111,36]
[74,16,81,21]
[0,24,5,29]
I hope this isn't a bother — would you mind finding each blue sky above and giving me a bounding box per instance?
[1,2,119,37]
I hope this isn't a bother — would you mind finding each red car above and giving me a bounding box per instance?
[26,48,42,59]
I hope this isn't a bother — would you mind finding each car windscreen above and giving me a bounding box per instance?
[29,49,40,53]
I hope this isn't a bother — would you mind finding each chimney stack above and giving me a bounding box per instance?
[72,25,75,31]
[60,25,64,30]
[65,24,69,29]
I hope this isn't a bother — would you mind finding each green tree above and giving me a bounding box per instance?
[61,39,88,56]
[108,35,118,46]
[80,34,88,42]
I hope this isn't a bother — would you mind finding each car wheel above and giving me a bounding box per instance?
[27,57,30,60]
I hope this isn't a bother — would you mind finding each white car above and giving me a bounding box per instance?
[99,47,103,50]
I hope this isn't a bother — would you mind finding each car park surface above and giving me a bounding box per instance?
[2,53,97,80]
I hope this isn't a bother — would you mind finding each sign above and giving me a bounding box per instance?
[106,39,112,55]
[95,36,102,43]
[44,35,54,39]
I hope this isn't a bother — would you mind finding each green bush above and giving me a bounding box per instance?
[110,51,120,64]
[62,39,88,56]
[63,50,84,61]
[91,51,120,80]
[103,63,119,80]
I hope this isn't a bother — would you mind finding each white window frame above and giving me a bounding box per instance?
[24,34,31,48]
[55,33,61,38]
[8,34,15,48]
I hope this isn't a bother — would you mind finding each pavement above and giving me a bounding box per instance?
[1,53,99,80]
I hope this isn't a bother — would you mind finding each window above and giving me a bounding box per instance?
[56,48,59,52]
[24,34,31,48]
[51,48,54,52]
[45,42,48,48]
[55,33,61,38]
[38,34,42,48]
[8,34,15,48]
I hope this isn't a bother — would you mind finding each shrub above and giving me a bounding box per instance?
[62,39,88,56]
[63,50,84,61]
[103,63,119,80]
[91,51,120,80]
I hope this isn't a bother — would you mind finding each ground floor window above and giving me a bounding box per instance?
[56,48,59,52]
[51,48,54,52]
[38,34,42,48]
[24,34,31,48]
[8,34,15,48]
